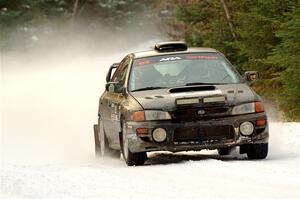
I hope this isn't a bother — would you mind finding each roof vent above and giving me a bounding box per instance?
[154,41,188,52]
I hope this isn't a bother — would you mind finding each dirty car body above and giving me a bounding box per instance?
[96,41,269,166]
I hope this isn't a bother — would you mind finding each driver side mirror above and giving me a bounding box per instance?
[105,82,123,93]
[244,71,259,82]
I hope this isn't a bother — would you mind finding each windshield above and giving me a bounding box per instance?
[129,53,241,92]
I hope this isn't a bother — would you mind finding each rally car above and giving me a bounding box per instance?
[93,41,269,166]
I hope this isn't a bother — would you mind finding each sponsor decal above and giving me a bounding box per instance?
[186,55,218,60]
[160,57,182,62]
[138,60,151,66]
[111,114,119,121]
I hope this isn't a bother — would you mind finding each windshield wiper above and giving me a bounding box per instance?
[131,86,168,92]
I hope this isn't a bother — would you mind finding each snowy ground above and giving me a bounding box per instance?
[1,47,300,199]
[1,123,300,199]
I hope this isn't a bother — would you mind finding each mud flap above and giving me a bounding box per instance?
[119,132,124,159]
[93,124,101,156]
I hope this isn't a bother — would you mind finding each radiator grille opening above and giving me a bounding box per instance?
[174,125,234,142]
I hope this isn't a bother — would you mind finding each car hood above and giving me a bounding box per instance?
[130,84,259,111]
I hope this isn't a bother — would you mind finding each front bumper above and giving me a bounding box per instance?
[125,113,269,153]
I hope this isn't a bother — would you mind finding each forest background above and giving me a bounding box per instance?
[1,0,299,120]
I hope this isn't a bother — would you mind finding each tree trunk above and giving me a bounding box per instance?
[71,0,80,26]
[220,0,236,39]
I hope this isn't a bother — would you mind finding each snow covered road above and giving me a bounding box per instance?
[1,123,300,199]
[1,49,300,199]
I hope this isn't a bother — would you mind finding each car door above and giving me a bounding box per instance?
[105,56,131,146]
[99,63,118,133]
[99,62,123,144]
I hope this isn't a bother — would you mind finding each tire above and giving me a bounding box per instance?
[218,147,231,155]
[120,122,147,166]
[94,118,111,157]
[246,143,268,159]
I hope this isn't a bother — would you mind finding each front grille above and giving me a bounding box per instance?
[172,106,229,121]
[173,125,234,142]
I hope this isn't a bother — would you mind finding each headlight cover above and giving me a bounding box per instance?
[145,110,171,120]
[132,110,171,121]
[232,103,255,115]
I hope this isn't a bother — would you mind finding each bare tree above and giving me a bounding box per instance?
[220,0,236,39]
[71,0,80,26]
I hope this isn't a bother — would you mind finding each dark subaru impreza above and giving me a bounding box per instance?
[93,41,269,166]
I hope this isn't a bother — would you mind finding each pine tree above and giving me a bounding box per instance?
[175,0,238,66]
[269,6,300,120]
[173,0,300,119]
[233,0,297,70]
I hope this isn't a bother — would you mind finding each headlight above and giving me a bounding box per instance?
[232,103,255,115]
[132,110,171,121]
[232,102,265,115]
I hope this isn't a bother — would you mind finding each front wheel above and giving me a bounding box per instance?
[120,123,147,166]
[244,143,268,159]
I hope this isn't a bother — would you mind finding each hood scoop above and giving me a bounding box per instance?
[169,85,216,93]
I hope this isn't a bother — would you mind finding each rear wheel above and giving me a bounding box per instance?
[120,122,147,166]
[218,147,232,155]
[244,143,268,159]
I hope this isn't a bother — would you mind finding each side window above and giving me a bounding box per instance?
[118,59,130,86]
[111,59,125,82]
[111,56,131,86]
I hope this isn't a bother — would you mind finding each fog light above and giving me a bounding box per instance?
[136,128,149,135]
[240,122,254,136]
[256,119,266,126]
[152,128,167,142]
